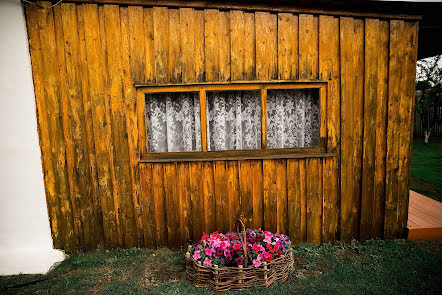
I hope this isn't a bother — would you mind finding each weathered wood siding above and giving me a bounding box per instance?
[25,1,418,252]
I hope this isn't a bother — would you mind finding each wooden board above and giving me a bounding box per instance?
[339,17,364,242]
[407,191,442,240]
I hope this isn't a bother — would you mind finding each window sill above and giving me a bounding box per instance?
[139,150,335,163]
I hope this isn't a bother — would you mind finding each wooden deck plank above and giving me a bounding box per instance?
[407,190,442,239]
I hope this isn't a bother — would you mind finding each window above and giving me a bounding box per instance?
[145,92,201,152]
[137,83,326,161]
[206,90,261,151]
[267,89,319,149]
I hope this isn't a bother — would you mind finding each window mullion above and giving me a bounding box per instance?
[261,87,267,150]
[200,89,208,152]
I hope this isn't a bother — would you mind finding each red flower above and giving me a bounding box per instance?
[273,245,279,252]
[201,233,209,241]
[233,243,241,251]
[231,235,238,240]
[278,250,282,256]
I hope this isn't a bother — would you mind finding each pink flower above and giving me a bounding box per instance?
[192,250,201,260]
[205,248,212,256]
[252,244,265,252]
[263,236,272,243]
[252,257,262,267]
[203,257,212,266]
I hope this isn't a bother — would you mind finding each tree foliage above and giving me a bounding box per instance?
[415,55,442,143]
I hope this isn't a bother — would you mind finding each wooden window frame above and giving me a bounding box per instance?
[137,81,329,162]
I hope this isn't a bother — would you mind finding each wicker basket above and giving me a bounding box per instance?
[185,219,294,292]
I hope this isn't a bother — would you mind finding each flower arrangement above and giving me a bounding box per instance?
[191,228,292,268]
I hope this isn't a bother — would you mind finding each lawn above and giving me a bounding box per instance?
[411,137,442,202]
[1,239,441,295]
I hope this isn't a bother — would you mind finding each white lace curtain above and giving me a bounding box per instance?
[145,92,201,152]
[145,89,319,153]
[206,90,261,151]
[267,89,319,148]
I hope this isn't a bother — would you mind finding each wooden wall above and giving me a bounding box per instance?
[25,1,418,252]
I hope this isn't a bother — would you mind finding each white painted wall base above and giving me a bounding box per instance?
[0,0,65,275]
[0,248,65,275]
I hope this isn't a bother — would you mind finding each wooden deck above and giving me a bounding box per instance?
[407,190,442,239]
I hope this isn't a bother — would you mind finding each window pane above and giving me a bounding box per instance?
[267,88,319,148]
[145,92,201,152]
[206,90,261,151]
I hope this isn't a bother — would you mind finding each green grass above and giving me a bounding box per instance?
[1,240,441,295]
[411,137,442,202]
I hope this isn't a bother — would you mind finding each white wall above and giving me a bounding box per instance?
[0,0,64,275]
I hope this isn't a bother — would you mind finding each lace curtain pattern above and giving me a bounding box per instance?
[267,89,319,148]
[206,90,261,151]
[145,92,201,152]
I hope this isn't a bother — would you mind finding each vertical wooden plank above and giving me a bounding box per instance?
[239,161,253,228]
[83,3,118,248]
[255,12,277,80]
[287,159,301,243]
[299,159,307,242]
[205,9,220,81]
[152,164,167,246]
[373,20,389,238]
[77,3,103,249]
[104,4,136,247]
[143,7,155,83]
[397,21,419,238]
[251,161,264,229]
[340,17,364,242]
[168,9,181,82]
[121,6,143,246]
[25,3,64,249]
[180,8,196,82]
[276,160,288,235]
[203,162,216,233]
[263,160,277,232]
[140,164,156,248]
[219,11,231,81]
[306,158,322,243]
[385,20,403,239]
[189,162,204,241]
[53,3,82,251]
[244,12,256,80]
[177,162,192,245]
[214,161,229,233]
[299,14,319,79]
[36,3,76,252]
[319,15,340,243]
[230,10,245,81]
[195,10,205,82]
[153,7,169,83]
[163,163,179,249]
[240,160,263,229]
[361,18,379,241]
[128,6,145,82]
[99,5,122,247]
[227,161,240,230]
[278,13,298,80]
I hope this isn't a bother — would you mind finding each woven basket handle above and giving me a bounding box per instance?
[235,218,248,268]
